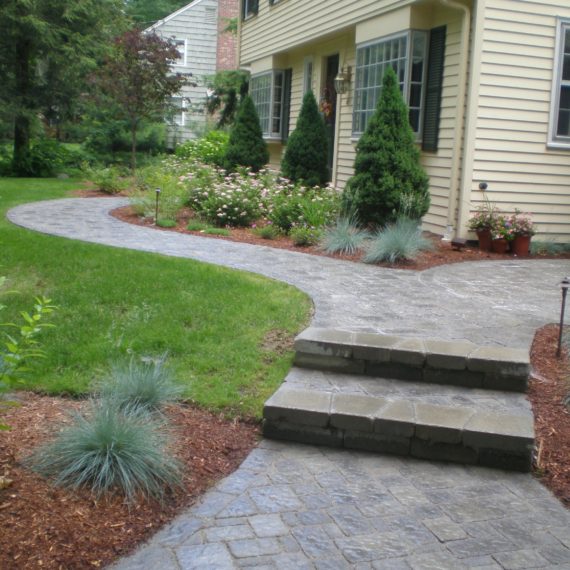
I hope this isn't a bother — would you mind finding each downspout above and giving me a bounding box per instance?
[438,0,471,238]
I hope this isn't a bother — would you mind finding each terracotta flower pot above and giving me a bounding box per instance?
[511,234,531,257]
[491,238,509,254]
[476,228,493,251]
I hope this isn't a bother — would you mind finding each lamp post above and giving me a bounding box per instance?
[557,276,570,357]
[155,187,161,225]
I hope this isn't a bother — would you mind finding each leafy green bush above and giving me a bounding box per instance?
[363,218,433,264]
[87,165,130,194]
[281,91,329,187]
[342,67,430,228]
[204,228,230,236]
[189,168,263,227]
[12,139,84,177]
[157,219,177,228]
[223,95,268,172]
[186,220,208,231]
[320,216,370,255]
[253,224,280,240]
[26,400,182,502]
[290,226,322,247]
[96,354,182,412]
[175,130,229,167]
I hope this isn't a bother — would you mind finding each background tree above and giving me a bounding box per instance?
[206,70,249,128]
[93,29,188,171]
[125,0,190,27]
[223,95,268,172]
[281,91,329,187]
[0,0,126,175]
[342,67,430,227]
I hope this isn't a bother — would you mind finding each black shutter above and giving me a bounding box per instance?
[281,68,292,143]
[422,26,446,152]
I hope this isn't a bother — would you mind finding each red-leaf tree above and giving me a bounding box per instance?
[94,29,188,170]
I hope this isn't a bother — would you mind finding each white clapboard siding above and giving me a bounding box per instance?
[150,0,218,144]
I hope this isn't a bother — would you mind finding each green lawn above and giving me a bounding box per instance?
[0,178,311,418]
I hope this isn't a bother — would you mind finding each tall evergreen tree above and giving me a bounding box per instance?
[281,91,329,187]
[342,66,430,227]
[223,95,268,172]
[0,0,126,175]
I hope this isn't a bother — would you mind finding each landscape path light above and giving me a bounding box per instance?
[557,276,570,357]
[155,187,161,225]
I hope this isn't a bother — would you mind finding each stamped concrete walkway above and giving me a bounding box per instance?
[8,197,570,569]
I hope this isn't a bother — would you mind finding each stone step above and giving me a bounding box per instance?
[294,327,530,392]
[263,368,535,471]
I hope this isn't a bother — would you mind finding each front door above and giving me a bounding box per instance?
[323,54,339,178]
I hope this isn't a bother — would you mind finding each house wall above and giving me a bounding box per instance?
[152,0,222,145]
[242,1,469,236]
[460,0,570,241]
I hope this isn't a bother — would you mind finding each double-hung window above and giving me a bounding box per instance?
[242,0,259,19]
[549,19,570,148]
[353,31,428,137]
[251,70,290,139]
[169,97,186,127]
[172,39,186,67]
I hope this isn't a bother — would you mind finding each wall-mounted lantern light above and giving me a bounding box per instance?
[334,66,352,95]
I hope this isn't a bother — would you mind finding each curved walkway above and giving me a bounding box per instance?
[8,197,569,349]
[8,198,570,569]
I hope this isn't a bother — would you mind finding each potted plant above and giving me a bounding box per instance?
[490,215,514,254]
[468,200,499,251]
[509,210,536,257]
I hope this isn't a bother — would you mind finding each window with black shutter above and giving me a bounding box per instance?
[242,0,259,20]
[422,26,446,152]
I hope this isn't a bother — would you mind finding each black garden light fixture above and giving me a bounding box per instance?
[155,187,161,225]
[557,276,570,357]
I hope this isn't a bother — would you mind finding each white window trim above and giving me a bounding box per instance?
[548,18,570,149]
[170,97,187,127]
[251,70,285,139]
[352,30,428,140]
[303,56,314,95]
[172,38,187,67]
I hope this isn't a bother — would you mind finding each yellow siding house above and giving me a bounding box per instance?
[238,0,570,241]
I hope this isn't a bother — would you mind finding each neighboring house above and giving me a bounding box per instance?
[239,0,570,241]
[148,0,238,146]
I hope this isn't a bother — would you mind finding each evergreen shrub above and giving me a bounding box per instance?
[223,96,268,172]
[342,67,430,228]
[281,91,329,187]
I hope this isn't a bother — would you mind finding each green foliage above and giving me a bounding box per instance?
[87,165,130,194]
[157,219,177,228]
[343,67,430,228]
[95,354,182,412]
[205,70,249,128]
[204,228,230,236]
[320,216,370,255]
[290,226,323,247]
[363,218,433,264]
[282,91,329,187]
[223,96,268,173]
[125,0,190,26]
[26,400,182,502]
[186,220,209,232]
[175,131,229,167]
[253,224,280,240]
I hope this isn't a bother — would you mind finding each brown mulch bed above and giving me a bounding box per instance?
[0,394,259,569]
[111,205,551,271]
[529,324,570,506]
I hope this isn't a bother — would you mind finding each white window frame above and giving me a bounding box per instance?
[548,18,570,149]
[243,0,257,19]
[172,39,186,67]
[250,70,286,139]
[303,56,314,94]
[352,30,428,139]
[170,97,187,127]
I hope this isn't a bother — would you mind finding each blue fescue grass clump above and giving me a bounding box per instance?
[320,216,370,255]
[363,217,433,264]
[96,354,183,413]
[25,400,182,502]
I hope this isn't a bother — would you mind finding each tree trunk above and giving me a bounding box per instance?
[130,120,137,173]
[12,34,32,175]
